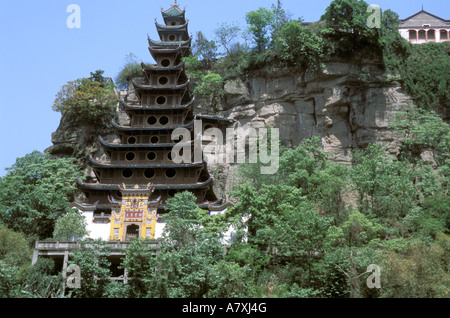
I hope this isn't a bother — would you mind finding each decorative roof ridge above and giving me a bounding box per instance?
[161,2,185,15]
[401,9,450,23]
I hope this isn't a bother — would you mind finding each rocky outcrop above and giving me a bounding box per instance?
[217,60,413,165]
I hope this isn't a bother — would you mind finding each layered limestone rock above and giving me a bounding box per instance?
[218,60,413,166]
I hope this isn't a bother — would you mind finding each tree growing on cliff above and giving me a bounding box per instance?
[273,19,325,69]
[52,70,118,127]
[320,0,381,58]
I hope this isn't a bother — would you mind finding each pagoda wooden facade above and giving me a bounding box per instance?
[74,2,232,241]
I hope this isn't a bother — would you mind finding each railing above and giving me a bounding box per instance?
[34,240,161,253]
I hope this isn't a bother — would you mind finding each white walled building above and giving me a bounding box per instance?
[399,10,450,43]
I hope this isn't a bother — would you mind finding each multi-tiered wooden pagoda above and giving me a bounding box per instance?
[73,2,231,241]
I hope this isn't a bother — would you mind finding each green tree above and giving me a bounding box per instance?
[69,239,111,298]
[379,235,450,298]
[245,7,275,52]
[0,151,78,239]
[351,144,420,221]
[192,31,218,68]
[22,258,63,298]
[273,20,325,69]
[0,226,32,268]
[120,238,157,297]
[146,192,225,298]
[0,261,20,298]
[52,71,119,126]
[320,0,381,58]
[53,208,89,241]
[214,22,241,56]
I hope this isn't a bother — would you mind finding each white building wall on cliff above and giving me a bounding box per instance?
[80,210,110,241]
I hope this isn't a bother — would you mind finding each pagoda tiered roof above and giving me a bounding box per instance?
[147,36,191,49]
[132,78,190,91]
[141,61,185,72]
[155,22,188,32]
[73,2,233,215]
[98,136,185,150]
[120,98,194,112]
[111,118,195,132]
[148,45,186,61]
[89,155,207,169]
[161,3,186,24]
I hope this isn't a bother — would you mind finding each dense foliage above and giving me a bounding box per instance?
[0,151,78,240]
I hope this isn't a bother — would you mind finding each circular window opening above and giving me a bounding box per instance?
[161,59,170,67]
[170,21,177,26]
[116,191,122,198]
[147,116,157,125]
[150,136,159,144]
[144,169,155,179]
[168,34,176,41]
[168,189,177,197]
[158,76,169,85]
[122,169,133,179]
[147,152,156,161]
[159,116,169,125]
[156,96,167,105]
[167,151,174,161]
[128,136,137,145]
[165,168,176,179]
[126,152,136,161]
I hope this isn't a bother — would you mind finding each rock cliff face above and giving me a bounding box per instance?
[47,60,415,198]
[218,60,413,165]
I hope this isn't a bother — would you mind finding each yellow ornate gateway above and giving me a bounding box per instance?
[108,184,160,241]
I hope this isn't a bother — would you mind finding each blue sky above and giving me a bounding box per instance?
[0,0,448,176]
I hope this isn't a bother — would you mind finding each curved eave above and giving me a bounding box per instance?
[156,22,188,32]
[76,177,213,191]
[71,202,98,211]
[89,155,206,169]
[147,36,191,49]
[132,78,190,91]
[98,136,183,150]
[111,118,195,132]
[148,46,187,61]
[141,61,185,72]
[120,97,194,112]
